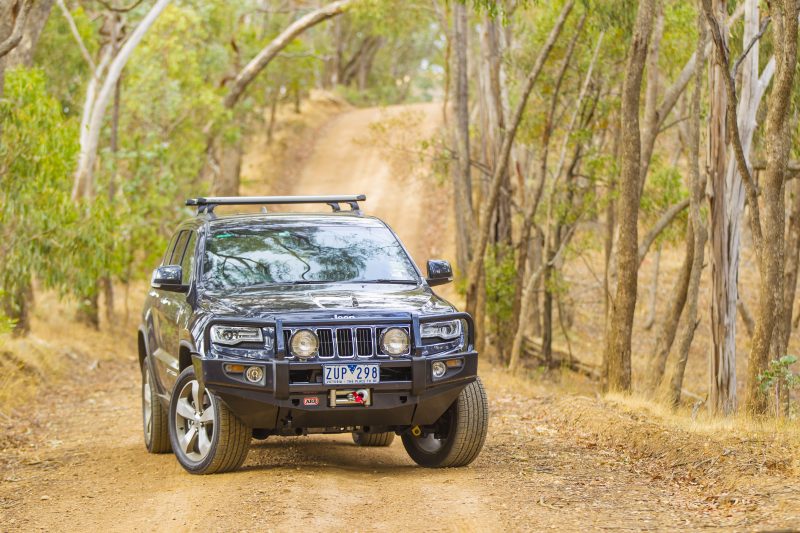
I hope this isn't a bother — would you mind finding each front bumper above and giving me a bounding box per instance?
[198,351,477,430]
[195,312,478,432]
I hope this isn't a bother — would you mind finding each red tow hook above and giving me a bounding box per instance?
[353,391,365,404]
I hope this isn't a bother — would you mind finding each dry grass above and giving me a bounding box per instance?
[0,284,143,415]
[483,364,800,515]
[552,227,798,404]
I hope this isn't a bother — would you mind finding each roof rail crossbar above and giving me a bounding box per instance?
[185,195,366,215]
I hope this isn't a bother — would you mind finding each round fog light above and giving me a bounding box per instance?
[246,366,264,383]
[432,361,447,379]
[290,329,318,359]
[380,327,410,356]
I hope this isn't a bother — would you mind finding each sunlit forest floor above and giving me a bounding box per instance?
[3,286,800,530]
[3,93,800,530]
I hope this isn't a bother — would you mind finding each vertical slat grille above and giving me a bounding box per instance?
[356,327,373,356]
[283,330,291,353]
[336,328,354,357]
[318,328,334,357]
[283,324,409,358]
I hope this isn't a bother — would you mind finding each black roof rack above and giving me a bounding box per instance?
[185,195,366,215]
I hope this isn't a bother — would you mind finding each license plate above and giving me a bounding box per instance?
[323,364,380,385]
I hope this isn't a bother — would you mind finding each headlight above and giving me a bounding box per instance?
[380,327,410,355]
[290,329,318,359]
[421,320,462,340]
[210,326,264,346]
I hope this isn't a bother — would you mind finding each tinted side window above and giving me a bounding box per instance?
[169,231,189,265]
[162,232,181,266]
[180,232,197,284]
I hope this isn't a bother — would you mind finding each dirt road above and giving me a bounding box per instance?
[0,103,779,531]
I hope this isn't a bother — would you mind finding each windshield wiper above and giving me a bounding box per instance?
[245,279,419,288]
[343,279,420,285]
[245,280,333,288]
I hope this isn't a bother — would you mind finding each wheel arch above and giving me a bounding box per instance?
[137,327,148,368]
[179,341,193,372]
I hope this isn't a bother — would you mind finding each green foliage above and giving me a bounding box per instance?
[758,356,799,418]
[0,292,14,340]
[640,158,688,245]
[661,1,698,81]
[0,67,112,301]
[484,245,516,329]
[33,5,97,118]
[759,355,799,392]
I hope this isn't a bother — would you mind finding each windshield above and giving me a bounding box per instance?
[201,224,419,290]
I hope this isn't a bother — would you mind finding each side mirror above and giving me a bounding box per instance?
[151,265,185,292]
[426,259,453,286]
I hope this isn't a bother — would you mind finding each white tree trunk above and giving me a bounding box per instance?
[72,0,172,200]
[708,0,773,414]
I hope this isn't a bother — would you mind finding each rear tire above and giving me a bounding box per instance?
[168,366,251,474]
[352,431,395,447]
[142,357,171,454]
[402,377,488,468]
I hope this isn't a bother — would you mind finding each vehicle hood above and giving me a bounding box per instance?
[197,283,455,319]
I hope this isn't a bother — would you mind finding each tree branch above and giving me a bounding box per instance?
[738,298,755,337]
[733,16,770,76]
[56,0,97,72]
[223,1,351,109]
[93,0,145,13]
[638,198,690,265]
[0,0,33,58]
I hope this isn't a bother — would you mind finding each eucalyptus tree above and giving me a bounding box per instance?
[603,0,655,392]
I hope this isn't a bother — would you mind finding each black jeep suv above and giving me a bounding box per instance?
[138,195,488,474]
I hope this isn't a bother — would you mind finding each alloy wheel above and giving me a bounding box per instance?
[173,380,215,462]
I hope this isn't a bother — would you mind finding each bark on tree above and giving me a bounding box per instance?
[669,11,707,406]
[746,0,799,414]
[603,0,656,392]
[646,221,693,390]
[780,179,800,353]
[450,1,473,275]
[704,0,772,415]
[464,0,574,322]
[5,0,52,66]
[0,0,32,59]
[638,3,664,190]
[738,297,756,337]
[643,243,662,331]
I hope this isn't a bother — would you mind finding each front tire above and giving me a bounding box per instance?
[168,366,251,474]
[142,357,171,454]
[352,431,395,447]
[402,377,488,468]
